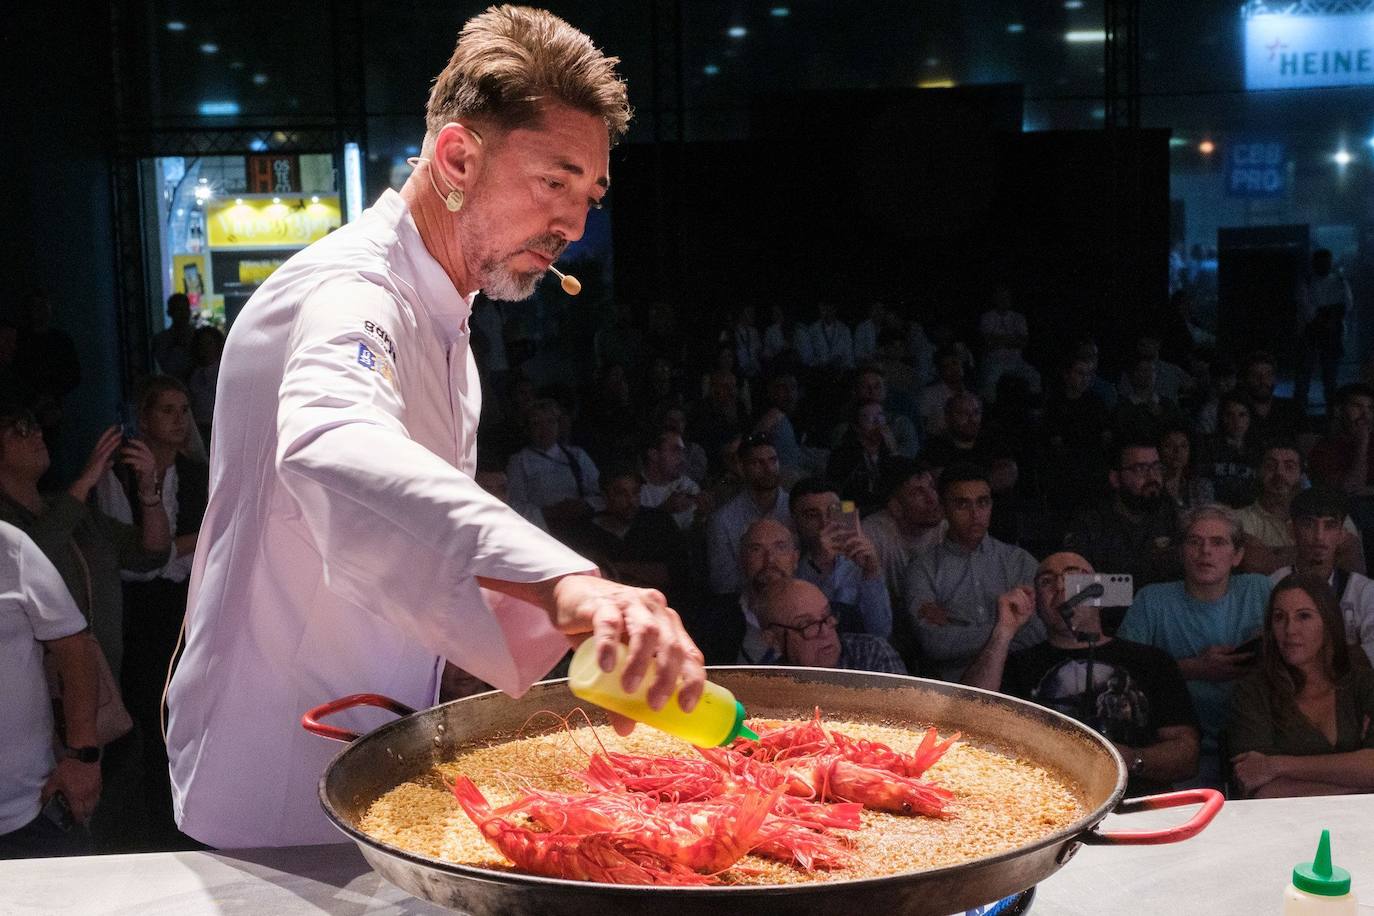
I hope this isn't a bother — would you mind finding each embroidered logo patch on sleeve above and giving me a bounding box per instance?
[356,342,398,388]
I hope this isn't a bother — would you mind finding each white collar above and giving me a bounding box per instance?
[378,190,480,344]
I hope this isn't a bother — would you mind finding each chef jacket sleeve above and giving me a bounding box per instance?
[274,280,596,696]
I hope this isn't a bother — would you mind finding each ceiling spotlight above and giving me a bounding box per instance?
[1198,140,1215,155]
[1333,149,1353,166]
[1065,30,1106,42]
[199,42,219,54]
[1007,23,1025,33]
[1064,0,1085,8]
[703,63,720,76]
[727,26,747,38]
[925,57,940,67]
[166,20,186,31]
[252,73,268,86]
[770,6,790,16]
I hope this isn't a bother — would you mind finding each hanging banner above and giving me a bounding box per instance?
[1245,12,1374,91]
[206,196,341,249]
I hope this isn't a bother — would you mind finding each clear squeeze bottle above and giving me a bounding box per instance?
[568,639,759,746]
[1281,830,1357,915]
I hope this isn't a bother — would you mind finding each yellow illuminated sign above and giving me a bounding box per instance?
[206,196,342,248]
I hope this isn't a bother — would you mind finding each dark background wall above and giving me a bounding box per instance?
[4,5,123,480]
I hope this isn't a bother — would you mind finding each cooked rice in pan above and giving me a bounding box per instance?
[357,716,1086,885]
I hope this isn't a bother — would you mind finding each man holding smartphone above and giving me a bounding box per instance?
[0,520,101,858]
[962,552,1200,794]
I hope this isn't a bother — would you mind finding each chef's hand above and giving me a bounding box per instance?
[551,575,706,730]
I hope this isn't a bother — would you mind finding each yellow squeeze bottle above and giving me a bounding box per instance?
[568,639,759,746]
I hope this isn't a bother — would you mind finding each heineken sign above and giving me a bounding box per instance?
[1245,13,1374,90]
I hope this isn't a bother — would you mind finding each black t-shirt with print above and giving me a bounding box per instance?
[1003,638,1199,792]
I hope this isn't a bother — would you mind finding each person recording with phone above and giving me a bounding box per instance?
[0,520,101,858]
[788,478,891,639]
[962,552,1200,794]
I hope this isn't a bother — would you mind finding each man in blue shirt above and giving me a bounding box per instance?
[788,478,892,638]
[1117,503,1271,787]
[706,435,791,595]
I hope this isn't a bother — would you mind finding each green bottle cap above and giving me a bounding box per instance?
[721,700,760,745]
[1292,830,1351,897]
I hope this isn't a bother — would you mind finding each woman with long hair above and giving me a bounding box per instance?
[1228,573,1374,798]
[95,375,208,847]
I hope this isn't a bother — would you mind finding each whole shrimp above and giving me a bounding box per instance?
[736,709,960,779]
[450,776,715,886]
[508,784,780,874]
[700,747,954,817]
[589,751,863,833]
[827,725,961,779]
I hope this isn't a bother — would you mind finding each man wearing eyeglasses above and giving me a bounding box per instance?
[963,552,1199,794]
[755,579,905,674]
[1064,439,1182,607]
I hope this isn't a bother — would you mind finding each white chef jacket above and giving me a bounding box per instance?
[166,190,595,848]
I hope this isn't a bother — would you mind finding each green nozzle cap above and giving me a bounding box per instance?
[1292,830,1351,897]
[721,700,759,745]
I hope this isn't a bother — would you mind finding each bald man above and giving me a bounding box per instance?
[963,552,1200,793]
[757,579,906,674]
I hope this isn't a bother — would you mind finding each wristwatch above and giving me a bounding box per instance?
[1129,751,1145,777]
[64,746,101,764]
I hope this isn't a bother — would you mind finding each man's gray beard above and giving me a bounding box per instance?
[479,260,542,301]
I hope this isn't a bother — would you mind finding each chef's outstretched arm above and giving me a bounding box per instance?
[274,282,600,695]
[477,574,706,713]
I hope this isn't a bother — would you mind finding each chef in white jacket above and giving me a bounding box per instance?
[167,6,705,848]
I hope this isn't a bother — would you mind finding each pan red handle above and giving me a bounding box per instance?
[301,693,417,743]
[1080,788,1223,845]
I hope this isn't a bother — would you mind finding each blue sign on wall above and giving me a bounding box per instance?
[1226,140,1287,198]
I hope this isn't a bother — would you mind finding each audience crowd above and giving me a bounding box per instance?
[4,269,1374,858]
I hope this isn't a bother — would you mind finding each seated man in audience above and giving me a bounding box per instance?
[1270,486,1374,666]
[836,365,920,458]
[1065,439,1182,597]
[1238,440,1363,575]
[863,458,946,613]
[564,466,684,594]
[918,345,968,439]
[689,517,796,664]
[754,579,906,674]
[639,429,711,531]
[751,369,826,484]
[1113,353,1185,441]
[977,285,1041,403]
[963,551,1200,794]
[1240,350,1303,444]
[806,300,854,371]
[919,392,1018,496]
[903,464,1042,680]
[1309,383,1374,573]
[1117,504,1272,787]
[707,435,791,595]
[504,398,601,536]
[788,478,892,638]
[0,522,101,859]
